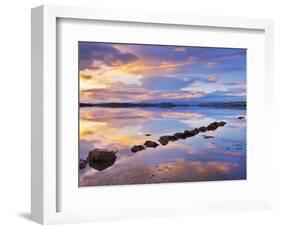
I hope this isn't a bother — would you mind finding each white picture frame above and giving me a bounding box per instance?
[31,4,274,225]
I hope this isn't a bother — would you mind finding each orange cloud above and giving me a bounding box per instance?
[80,87,204,103]
[79,55,198,92]
[80,128,94,136]
[207,74,219,82]
[80,74,92,80]
[161,92,203,100]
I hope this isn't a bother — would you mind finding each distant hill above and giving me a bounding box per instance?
[80,101,246,109]
[79,102,185,108]
[199,101,246,109]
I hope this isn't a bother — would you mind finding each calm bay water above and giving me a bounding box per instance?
[79,106,246,187]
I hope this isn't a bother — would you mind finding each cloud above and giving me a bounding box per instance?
[141,72,221,92]
[189,90,246,103]
[125,57,197,75]
[141,76,191,91]
[79,42,138,70]
[200,50,246,69]
[81,87,152,103]
[225,87,246,96]
[80,160,241,186]
[207,74,219,82]
[161,92,204,100]
[78,43,246,103]
[80,74,92,80]
[224,81,245,86]
[80,107,204,124]
[80,87,204,103]
[205,62,217,68]
[214,51,244,61]
[79,55,198,91]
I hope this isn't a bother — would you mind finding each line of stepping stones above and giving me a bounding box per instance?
[80,116,245,170]
[130,121,227,153]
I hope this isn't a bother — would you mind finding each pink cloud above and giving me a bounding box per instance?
[207,74,219,82]
[205,61,217,68]
[215,53,243,61]
[80,87,204,103]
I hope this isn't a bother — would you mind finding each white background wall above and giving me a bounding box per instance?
[0,0,280,229]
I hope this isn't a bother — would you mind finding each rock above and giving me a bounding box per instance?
[129,120,228,151]
[174,132,187,139]
[158,136,170,145]
[86,149,117,162]
[89,157,116,171]
[218,121,227,126]
[183,128,199,137]
[199,126,207,132]
[191,128,199,135]
[238,116,245,120]
[79,159,87,169]
[202,135,214,139]
[184,130,195,137]
[207,122,219,131]
[131,145,145,153]
[158,135,178,145]
[144,140,159,148]
[168,136,178,142]
[144,134,151,136]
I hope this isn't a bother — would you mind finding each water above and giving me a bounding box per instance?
[79,106,246,187]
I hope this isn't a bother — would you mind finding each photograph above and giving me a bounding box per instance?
[78,42,247,187]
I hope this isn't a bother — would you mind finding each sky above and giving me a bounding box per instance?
[79,42,246,104]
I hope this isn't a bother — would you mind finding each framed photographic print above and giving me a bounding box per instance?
[31,5,274,224]
[78,41,247,186]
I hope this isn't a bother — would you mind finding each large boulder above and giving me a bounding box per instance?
[144,141,159,148]
[87,149,117,162]
[89,157,116,171]
[131,145,145,153]
[79,159,87,169]
[238,116,245,120]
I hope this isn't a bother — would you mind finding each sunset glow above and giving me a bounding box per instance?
[79,42,247,187]
[79,42,246,104]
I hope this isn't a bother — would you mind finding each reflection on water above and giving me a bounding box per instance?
[89,157,117,171]
[79,106,246,187]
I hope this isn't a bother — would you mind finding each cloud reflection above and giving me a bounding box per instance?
[79,101,246,186]
[80,160,242,186]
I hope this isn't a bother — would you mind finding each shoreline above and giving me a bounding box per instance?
[80,101,246,110]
